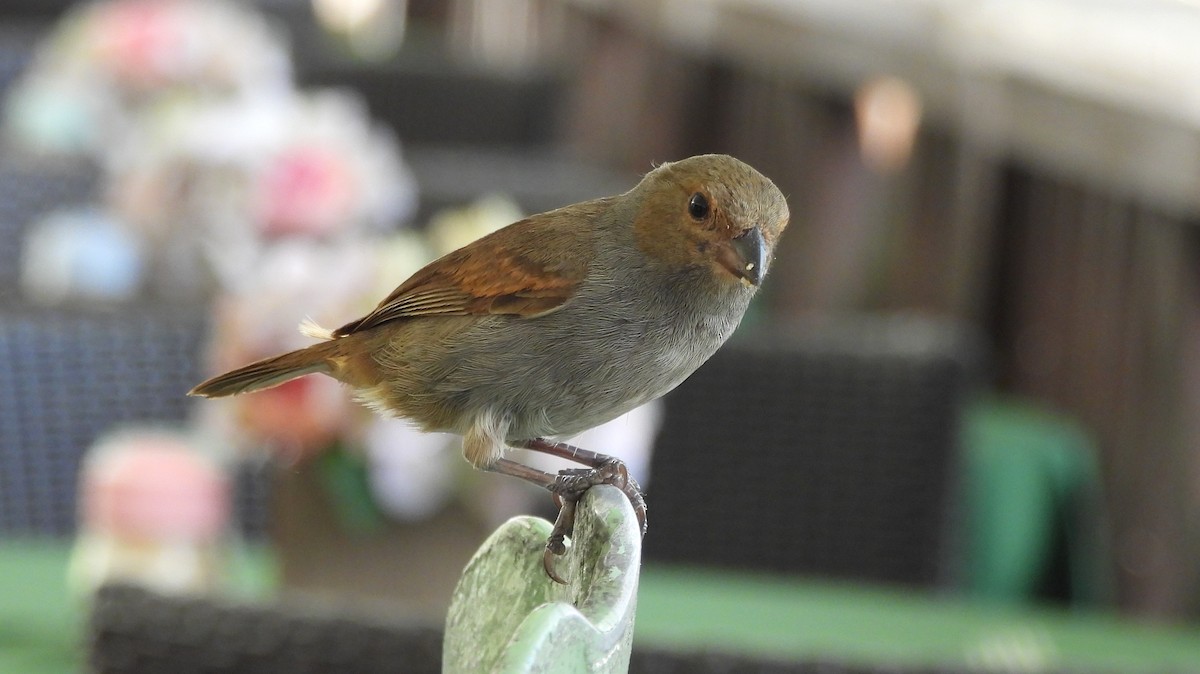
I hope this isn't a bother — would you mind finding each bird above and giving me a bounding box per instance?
[190,153,790,582]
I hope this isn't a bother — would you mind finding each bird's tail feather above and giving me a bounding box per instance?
[189,342,337,398]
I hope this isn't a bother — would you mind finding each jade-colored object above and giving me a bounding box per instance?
[443,485,641,674]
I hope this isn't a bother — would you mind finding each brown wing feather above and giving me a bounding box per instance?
[333,202,605,337]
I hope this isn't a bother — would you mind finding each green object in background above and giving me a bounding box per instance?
[0,538,277,674]
[317,444,388,533]
[0,539,83,674]
[443,485,641,674]
[635,565,1200,673]
[963,396,1111,605]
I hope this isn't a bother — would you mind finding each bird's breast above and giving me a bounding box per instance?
[516,276,752,436]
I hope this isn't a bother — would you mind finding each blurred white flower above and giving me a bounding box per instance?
[4,0,292,159]
[104,89,418,294]
[215,238,381,352]
[362,418,459,520]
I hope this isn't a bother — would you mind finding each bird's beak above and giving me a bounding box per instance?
[716,226,767,286]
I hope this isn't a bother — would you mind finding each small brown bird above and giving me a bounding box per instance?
[191,154,789,581]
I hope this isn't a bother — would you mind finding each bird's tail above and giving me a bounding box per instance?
[188,340,340,398]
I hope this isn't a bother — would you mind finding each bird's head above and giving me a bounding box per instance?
[631,154,789,288]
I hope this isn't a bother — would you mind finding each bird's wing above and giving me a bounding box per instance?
[333,205,601,337]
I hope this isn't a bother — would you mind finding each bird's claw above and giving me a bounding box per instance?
[542,498,576,584]
[542,547,567,585]
[541,457,648,584]
[625,474,648,537]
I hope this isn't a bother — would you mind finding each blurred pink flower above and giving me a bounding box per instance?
[81,431,230,542]
[93,0,184,92]
[257,144,358,237]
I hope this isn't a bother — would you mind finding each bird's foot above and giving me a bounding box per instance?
[541,457,648,584]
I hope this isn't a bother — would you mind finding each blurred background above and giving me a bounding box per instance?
[3,0,1200,672]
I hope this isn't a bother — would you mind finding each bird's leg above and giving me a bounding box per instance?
[485,443,648,585]
[483,458,577,584]
[517,438,647,537]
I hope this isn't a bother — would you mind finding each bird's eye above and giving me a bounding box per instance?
[687,193,710,220]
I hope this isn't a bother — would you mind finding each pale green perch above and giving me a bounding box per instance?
[443,485,642,674]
